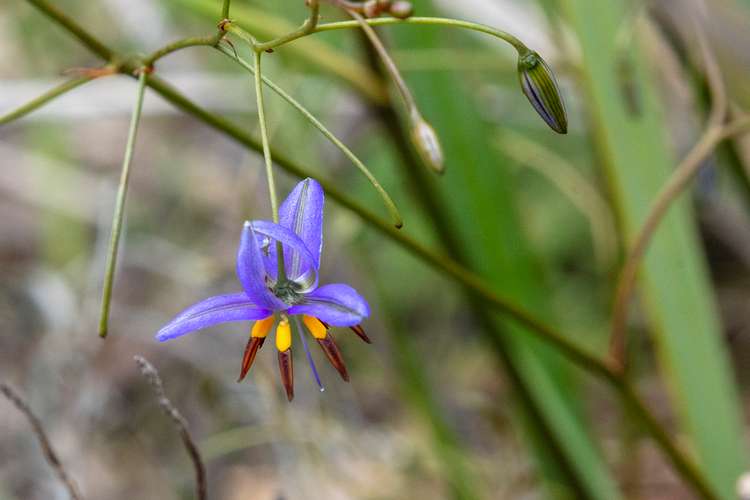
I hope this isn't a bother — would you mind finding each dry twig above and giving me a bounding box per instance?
[134,356,207,500]
[0,383,83,500]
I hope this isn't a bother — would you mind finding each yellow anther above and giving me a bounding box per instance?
[251,316,275,338]
[303,315,328,339]
[275,318,292,352]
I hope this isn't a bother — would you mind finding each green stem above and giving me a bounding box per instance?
[253,0,319,53]
[217,44,402,228]
[98,70,148,338]
[0,76,94,126]
[348,10,420,119]
[142,34,222,67]
[264,16,529,54]
[25,0,114,60]
[221,0,231,19]
[614,379,718,500]
[251,50,287,283]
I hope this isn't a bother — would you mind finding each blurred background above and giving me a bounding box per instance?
[2,0,750,498]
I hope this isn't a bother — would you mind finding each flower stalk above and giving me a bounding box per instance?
[251,48,288,284]
[346,8,445,173]
[98,68,149,338]
[217,43,403,228]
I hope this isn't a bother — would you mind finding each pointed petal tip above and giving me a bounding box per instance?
[350,325,372,344]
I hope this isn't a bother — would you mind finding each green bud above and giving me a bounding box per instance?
[518,51,568,134]
[411,117,445,174]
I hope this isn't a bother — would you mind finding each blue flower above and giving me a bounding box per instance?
[156,178,371,400]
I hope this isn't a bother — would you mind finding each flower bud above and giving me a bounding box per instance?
[517,51,568,134]
[411,117,445,174]
[389,1,414,19]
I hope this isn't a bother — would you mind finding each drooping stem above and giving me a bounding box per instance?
[98,69,148,338]
[263,16,529,54]
[0,76,94,126]
[252,49,287,283]
[217,44,403,228]
[347,10,419,119]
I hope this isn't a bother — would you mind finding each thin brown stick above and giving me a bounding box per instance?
[134,356,207,500]
[0,383,83,500]
[609,26,750,368]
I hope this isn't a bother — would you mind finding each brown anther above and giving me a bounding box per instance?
[238,336,265,382]
[317,334,350,382]
[350,324,372,344]
[278,349,294,401]
[217,19,231,31]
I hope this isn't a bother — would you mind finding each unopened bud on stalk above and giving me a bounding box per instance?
[389,1,414,19]
[517,51,568,134]
[411,115,445,174]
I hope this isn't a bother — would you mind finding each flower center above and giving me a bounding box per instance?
[273,280,303,305]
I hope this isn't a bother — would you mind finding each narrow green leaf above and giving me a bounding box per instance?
[559,0,748,497]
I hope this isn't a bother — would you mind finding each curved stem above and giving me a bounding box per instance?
[347,10,419,118]
[263,16,529,54]
[610,117,750,363]
[217,44,403,228]
[253,0,319,53]
[142,34,222,67]
[0,76,94,126]
[99,70,149,337]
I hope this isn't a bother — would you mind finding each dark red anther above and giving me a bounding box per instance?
[278,349,294,402]
[349,324,372,344]
[317,334,350,382]
[238,336,265,382]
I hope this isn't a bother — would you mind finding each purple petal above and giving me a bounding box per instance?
[156,293,272,342]
[278,178,324,275]
[237,223,286,310]
[288,284,369,326]
[251,220,318,291]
